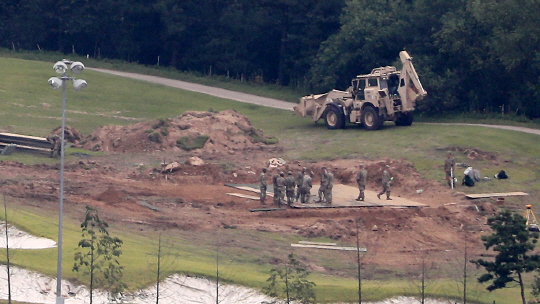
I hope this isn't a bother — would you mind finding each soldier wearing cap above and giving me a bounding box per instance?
[323,167,334,204]
[272,170,280,205]
[356,164,367,201]
[276,171,287,207]
[377,164,392,200]
[47,134,62,158]
[259,168,267,205]
[300,171,312,204]
[285,171,296,206]
[295,167,306,202]
[317,166,328,203]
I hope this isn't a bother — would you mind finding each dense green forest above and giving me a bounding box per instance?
[2,0,540,118]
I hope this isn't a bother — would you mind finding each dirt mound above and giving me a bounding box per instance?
[446,146,497,161]
[94,187,130,205]
[49,125,84,144]
[292,158,430,196]
[79,110,278,154]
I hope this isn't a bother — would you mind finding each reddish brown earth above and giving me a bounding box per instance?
[1,110,507,276]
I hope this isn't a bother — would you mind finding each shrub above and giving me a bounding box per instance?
[160,126,169,137]
[152,118,169,129]
[249,129,278,145]
[148,132,162,143]
[176,135,209,150]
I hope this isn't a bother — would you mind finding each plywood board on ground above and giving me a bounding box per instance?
[249,207,286,212]
[466,192,529,199]
[226,193,260,200]
[228,185,274,197]
[291,243,366,252]
[226,183,427,208]
[299,241,337,246]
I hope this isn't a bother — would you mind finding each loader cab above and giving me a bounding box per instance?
[363,77,380,102]
[367,78,378,87]
[379,74,400,96]
[388,74,400,96]
[351,78,366,100]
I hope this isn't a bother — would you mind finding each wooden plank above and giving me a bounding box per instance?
[228,186,274,197]
[138,201,160,212]
[249,207,286,212]
[226,183,426,206]
[0,132,48,141]
[226,193,260,200]
[466,192,529,199]
[291,244,366,252]
[298,241,337,246]
[0,143,50,156]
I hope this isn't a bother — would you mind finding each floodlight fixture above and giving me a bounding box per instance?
[48,77,63,90]
[70,61,85,74]
[72,79,87,91]
[53,61,68,74]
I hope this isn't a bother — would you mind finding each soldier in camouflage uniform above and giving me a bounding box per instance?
[356,164,367,201]
[323,167,334,204]
[272,170,280,205]
[259,168,267,205]
[47,134,62,158]
[377,165,392,200]
[444,152,455,188]
[285,171,296,207]
[276,171,287,207]
[317,167,328,203]
[295,167,306,202]
[300,171,312,204]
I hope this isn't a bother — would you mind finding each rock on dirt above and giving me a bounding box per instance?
[187,156,204,166]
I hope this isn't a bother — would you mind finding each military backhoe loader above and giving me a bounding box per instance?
[294,51,427,130]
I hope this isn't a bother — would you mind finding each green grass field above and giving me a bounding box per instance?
[1,54,540,303]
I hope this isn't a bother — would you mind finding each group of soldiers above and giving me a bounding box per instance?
[258,163,394,207]
[258,166,333,207]
[356,163,393,201]
[257,153,460,208]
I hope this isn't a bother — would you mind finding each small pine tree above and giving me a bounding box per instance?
[264,253,316,304]
[73,206,126,303]
[472,210,540,304]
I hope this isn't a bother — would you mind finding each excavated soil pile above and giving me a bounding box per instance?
[49,125,84,144]
[446,146,497,161]
[79,110,277,154]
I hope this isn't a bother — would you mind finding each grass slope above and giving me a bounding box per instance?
[1,56,540,304]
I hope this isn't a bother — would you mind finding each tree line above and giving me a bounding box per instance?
[2,0,540,118]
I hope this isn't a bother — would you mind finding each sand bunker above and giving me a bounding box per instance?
[0,223,56,249]
[0,266,457,304]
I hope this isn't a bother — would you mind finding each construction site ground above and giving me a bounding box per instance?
[0,110,525,282]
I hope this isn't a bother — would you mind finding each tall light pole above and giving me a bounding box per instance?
[48,59,87,304]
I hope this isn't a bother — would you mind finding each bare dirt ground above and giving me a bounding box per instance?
[0,110,506,277]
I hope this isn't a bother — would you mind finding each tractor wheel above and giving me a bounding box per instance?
[395,112,414,126]
[361,106,383,130]
[324,105,345,130]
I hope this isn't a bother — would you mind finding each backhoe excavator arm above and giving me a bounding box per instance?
[397,51,427,111]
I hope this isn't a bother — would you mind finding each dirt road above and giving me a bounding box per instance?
[90,68,540,137]
[89,68,294,111]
